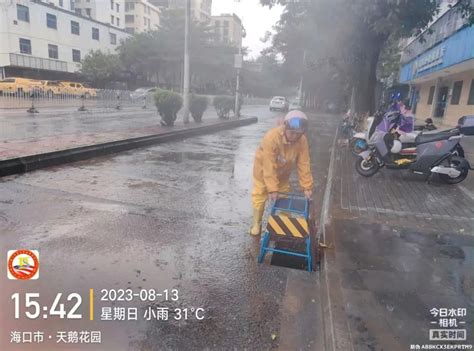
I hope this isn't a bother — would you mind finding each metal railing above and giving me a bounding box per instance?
[0,88,274,112]
[0,89,157,110]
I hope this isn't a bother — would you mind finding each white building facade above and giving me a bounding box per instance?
[149,0,211,22]
[74,0,126,29]
[0,0,130,80]
[124,0,161,33]
[211,13,244,49]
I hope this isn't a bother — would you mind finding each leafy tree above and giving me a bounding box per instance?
[116,8,239,93]
[80,50,121,88]
[117,31,163,86]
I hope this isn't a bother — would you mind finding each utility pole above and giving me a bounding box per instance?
[298,50,306,107]
[182,0,191,123]
[234,46,242,118]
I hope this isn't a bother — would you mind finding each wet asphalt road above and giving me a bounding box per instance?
[0,106,339,350]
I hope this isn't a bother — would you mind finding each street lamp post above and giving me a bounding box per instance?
[182,0,191,123]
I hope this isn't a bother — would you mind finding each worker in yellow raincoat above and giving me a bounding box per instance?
[250,110,314,236]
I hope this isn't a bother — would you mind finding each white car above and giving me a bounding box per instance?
[269,96,289,112]
[130,87,157,100]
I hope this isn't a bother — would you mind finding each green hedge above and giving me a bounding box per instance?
[190,94,208,123]
[154,89,183,126]
[213,96,234,119]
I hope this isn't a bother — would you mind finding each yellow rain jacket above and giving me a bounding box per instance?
[253,125,313,195]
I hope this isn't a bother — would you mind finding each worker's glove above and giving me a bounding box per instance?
[268,192,278,202]
[304,190,313,199]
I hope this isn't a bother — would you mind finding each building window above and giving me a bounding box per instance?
[92,27,99,40]
[126,27,135,34]
[17,4,29,22]
[86,8,91,17]
[72,49,81,63]
[144,16,146,25]
[451,81,463,105]
[125,15,134,23]
[110,33,117,45]
[46,13,57,29]
[215,20,220,27]
[116,3,120,12]
[19,38,32,55]
[223,20,229,27]
[111,15,115,24]
[71,21,80,35]
[48,44,58,59]
[75,9,82,15]
[111,0,114,10]
[468,80,474,105]
[59,0,64,7]
[427,86,435,105]
[117,18,120,26]
[70,0,75,11]
[125,2,135,11]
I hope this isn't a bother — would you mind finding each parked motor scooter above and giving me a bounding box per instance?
[350,115,440,156]
[350,109,418,156]
[355,115,474,184]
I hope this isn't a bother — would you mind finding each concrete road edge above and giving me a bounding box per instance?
[318,128,356,351]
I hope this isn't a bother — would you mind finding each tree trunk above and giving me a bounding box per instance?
[354,39,383,115]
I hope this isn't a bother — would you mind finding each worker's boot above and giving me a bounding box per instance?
[249,207,265,236]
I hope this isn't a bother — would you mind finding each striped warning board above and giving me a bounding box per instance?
[267,215,309,238]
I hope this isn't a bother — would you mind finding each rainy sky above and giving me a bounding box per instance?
[211,0,283,58]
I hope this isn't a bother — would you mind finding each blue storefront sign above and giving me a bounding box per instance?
[400,25,474,83]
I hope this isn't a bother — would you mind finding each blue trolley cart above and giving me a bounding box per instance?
[258,193,313,272]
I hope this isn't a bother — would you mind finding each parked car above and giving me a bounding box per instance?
[0,77,43,96]
[269,96,289,112]
[40,80,63,96]
[60,81,97,98]
[130,87,158,100]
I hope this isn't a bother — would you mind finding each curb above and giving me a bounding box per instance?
[0,116,258,178]
[318,127,355,351]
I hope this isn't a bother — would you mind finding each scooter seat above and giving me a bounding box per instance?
[415,129,459,145]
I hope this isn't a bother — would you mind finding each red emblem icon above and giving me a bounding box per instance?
[7,250,39,280]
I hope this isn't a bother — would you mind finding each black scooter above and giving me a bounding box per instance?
[355,115,474,184]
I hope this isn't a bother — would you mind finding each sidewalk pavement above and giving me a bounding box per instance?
[321,128,474,349]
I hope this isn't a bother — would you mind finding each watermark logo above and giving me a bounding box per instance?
[7,250,39,280]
